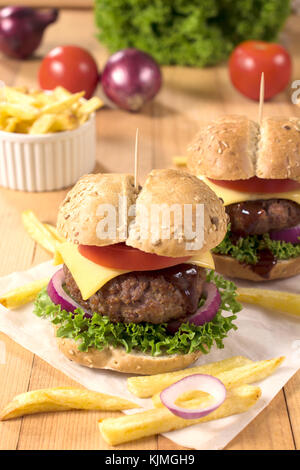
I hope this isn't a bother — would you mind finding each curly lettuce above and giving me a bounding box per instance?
[33,271,240,357]
[213,228,300,265]
[94,0,291,67]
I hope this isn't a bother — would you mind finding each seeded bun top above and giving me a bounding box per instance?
[126,169,227,257]
[187,115,300,182]
[57,169,227,257]
[57,173,138,247]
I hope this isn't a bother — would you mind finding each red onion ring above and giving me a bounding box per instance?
[160,374,226,419]
[270,224,300,245]
[47,268,91,317]
[167,282,221,333]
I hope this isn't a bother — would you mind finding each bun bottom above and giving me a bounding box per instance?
[213,253,300,282]
[56,335,202,375]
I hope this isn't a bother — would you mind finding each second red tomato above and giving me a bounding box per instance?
[229,40,292,101]
[39,45,99,99]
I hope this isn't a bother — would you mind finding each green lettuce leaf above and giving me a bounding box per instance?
[33,271,240,357]
[94,0,290,67]
[213,228,300,265]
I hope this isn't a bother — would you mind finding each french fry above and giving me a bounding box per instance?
[52,86,72,100]
[151,357,284,407]
[43,223,65,244]
[29,114,57,135]
[127,356,253,398]
[0,387,138,420]
[99,385,261,446]
[77,96,104,116]
[237,288,300,316]
[42,92,85,114]
[3,116,19,132]
[78,114,89,125]
[0,111,6,126]
[49,113,78,132]
[173,156,188,167]
[22,210,59,254]
[4,87,37,107]
[14,120,32,134]
[32,91,56,108]
[0,278,49,309]
[0,102,39,121]
[172,390,212,409]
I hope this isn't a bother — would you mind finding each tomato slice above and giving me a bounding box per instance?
[78,243,191,271]
[208,177,300,194]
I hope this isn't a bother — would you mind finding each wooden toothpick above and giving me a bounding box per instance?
[258,72,264,126]
[134,128,139,188]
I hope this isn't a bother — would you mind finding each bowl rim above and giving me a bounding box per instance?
[0,111,95,142]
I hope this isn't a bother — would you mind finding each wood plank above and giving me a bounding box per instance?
[226,392,295,450]
[0,337,34,450]
[283,371,300,449]
[0,187,40,450]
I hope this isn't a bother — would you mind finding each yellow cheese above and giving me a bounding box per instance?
[54,242,215,300]
[199,176,300,206]
[54,242,129,300]
[189,250,214,270]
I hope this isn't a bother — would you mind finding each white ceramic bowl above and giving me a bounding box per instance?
[0,113,96,192]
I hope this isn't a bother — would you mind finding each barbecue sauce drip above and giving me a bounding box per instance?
[250,249,277,279]
[163,264,201,314]
[229,235,277,278]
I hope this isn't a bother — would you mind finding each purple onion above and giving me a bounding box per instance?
[160,374,226,419]
[167,282,221,333]
[101,48,162,111]
[47,268,91,318]
[0,6,58,59]
[270,224,300,245]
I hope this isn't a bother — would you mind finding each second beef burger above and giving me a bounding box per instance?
[188,115,300,281]
[34,169,241,374]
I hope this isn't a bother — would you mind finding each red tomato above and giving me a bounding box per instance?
[39,45,99,99]
[229,40,292,101]
[208,177,300,194]
[78,243,191,271]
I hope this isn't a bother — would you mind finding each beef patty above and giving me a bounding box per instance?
[226,199,300,236]
[64,263,206,324]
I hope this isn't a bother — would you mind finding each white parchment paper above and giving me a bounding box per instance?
[0,260,299,450]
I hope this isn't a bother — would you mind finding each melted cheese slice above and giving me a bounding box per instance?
[199,176,300,206]
[189,251,215,270]
[54,242,215,300]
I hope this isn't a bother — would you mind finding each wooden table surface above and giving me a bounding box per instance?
[0,9,300,451]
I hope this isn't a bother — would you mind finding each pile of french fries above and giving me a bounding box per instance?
[0,355,284,447]
[0,86,103,134]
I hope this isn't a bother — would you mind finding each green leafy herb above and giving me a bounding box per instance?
[94,0,290,67]
[213,228,300,265]
[33,271,240,357]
